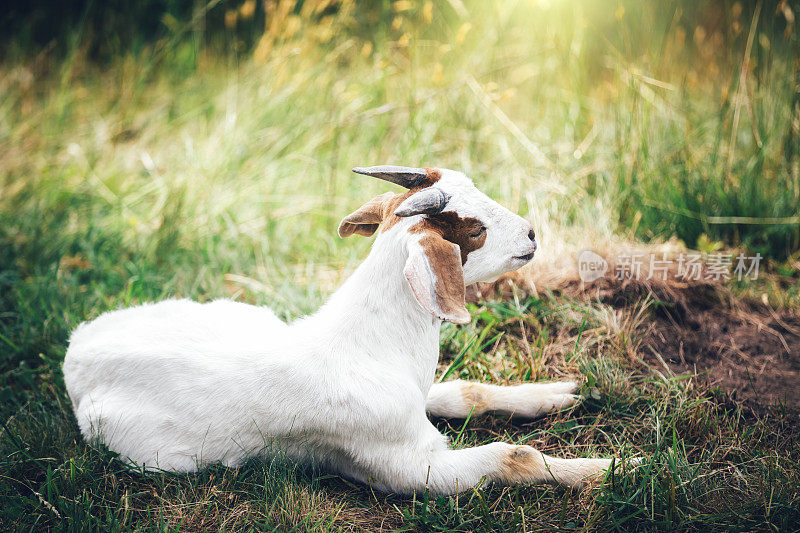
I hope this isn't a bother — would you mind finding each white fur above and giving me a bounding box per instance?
[63,168,620,494]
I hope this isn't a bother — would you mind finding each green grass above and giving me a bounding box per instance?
[2,293,799,530]
[2,0,800,530]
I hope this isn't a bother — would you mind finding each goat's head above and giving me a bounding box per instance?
[338,165,537,324]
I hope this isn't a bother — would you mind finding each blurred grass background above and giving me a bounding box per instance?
[2,1,800,530]
[2,0,798,392]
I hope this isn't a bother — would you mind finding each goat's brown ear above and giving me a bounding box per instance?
[404,231,470,324]
[338,193,395,238]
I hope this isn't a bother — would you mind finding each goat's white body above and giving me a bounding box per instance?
[64,169,623,494]
[65,234,449,489]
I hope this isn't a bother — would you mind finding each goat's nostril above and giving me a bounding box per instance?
[528,228,536,242]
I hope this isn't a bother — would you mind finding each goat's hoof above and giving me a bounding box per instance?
[517,381,583,418]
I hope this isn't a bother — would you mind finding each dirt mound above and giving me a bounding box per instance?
[645,300,800,408]
[469,267,800,411]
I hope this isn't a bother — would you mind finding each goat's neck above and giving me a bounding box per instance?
[299,231,442,390]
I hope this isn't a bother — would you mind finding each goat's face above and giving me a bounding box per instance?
[338,166,537,324]
[430,169,537,285]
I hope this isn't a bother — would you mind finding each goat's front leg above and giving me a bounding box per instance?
[381,441,615,495]
[426,380,581,419]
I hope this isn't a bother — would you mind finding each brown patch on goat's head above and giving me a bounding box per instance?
[422,167,442,186]
[375,192,415,233]
[410,212,487,264]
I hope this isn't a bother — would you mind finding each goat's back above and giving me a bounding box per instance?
[62,298,292,470]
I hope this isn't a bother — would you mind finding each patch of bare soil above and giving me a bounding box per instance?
[618,278,800,410]
[471,269,800,412]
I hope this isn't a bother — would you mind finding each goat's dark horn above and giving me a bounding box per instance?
[352,165,430,189]
[394,187,451,217]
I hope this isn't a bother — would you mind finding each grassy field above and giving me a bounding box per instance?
[2,0,800,530]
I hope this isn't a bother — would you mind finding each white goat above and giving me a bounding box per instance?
[63,166,620,495]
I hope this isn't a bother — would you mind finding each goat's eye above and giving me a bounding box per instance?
[470,226,486,238]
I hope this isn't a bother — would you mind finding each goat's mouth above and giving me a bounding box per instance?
[513,252,535,263]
